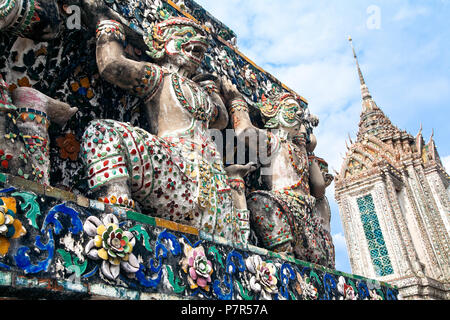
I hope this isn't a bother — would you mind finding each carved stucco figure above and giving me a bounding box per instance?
[222,82,335,268]
[80,16,255,245]
[0,0,77,185]
[1,0,335,264]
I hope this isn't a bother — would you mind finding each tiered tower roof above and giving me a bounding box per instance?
[336,38,447,185]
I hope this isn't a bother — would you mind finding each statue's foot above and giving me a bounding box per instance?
[89,179,137,210]
[46,97,78,127]
[12,87,78,126]
[272,242,294,255]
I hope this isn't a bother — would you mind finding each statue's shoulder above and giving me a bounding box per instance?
[134,63,167,101]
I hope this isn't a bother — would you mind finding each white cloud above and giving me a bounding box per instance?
[332,232,348,251]
[393,5,431,21]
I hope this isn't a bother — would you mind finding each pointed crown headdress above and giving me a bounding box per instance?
[258,92,306,129]
[144,17,205,60]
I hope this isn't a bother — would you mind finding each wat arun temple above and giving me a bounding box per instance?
[0,0,447,301]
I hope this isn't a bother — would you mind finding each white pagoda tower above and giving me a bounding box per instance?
[334,38,450,300]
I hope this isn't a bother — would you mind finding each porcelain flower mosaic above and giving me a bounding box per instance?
[245,255,278,300]
[180,240,213,291]
[0,197,26,256]
[84,214,139,280]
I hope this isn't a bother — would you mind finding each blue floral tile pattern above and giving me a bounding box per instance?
[357,195,394,277]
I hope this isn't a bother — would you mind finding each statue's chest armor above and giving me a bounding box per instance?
[170,73,212,122]
[290,146,308,171]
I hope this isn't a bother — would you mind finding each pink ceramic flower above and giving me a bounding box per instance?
[188,249,213,289]
[180,239,213,291]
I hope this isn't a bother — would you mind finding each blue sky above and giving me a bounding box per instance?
[195,0,450,274]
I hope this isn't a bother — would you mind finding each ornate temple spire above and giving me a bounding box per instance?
[425,129,445,169]
[349,36,372,103]
[349,37,407,142]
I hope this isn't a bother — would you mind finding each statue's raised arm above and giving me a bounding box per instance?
[95,19,164,100]
[240,93,335,268]
[81,15,254,247]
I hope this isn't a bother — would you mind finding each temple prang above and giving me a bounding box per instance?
[334,38,449,300]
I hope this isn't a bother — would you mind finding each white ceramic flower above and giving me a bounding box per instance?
[295,272,319,300]
[245,255,278,300]
[369,289,383,300]
[337,276,358,300]
[84,214,139,281]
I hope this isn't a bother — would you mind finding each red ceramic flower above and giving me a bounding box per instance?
[56,133,80,161]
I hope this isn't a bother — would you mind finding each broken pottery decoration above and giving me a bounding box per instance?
[0,0,402,301]
[1,0,77,186]
[81,16,252,246]
[224,163,257,247]
[0,76,77,185]
[0,184,399,300]
[0,0,63,40]
[12,86,78,184]
[83,213,140,281]
[226,89,335,268]
[0,74,24,177]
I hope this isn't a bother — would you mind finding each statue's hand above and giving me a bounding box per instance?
[323,173,334,187]
[225,162,257,179]
[306,134,317,153]
[308,114,320,127]
[219,75,242,103]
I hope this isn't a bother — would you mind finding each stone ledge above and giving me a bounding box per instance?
[0,173,399,300]
[391,276,450,300]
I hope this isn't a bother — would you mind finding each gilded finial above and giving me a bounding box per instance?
[348,36,372,102]
[348,36,359,61]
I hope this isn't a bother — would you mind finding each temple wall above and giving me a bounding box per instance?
[0,0,403,300]
[0,0,307,194]
[424,169,450,235]
[0,172,399,300]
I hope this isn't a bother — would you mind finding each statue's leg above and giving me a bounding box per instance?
[12,87,77,185]
[290,204,335,269]
[81,119,136,209]
[224,163,257,246]
[315,196,332,234]
[247,193,295,254]
[0,75,25,177]
[1,79,78,184]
